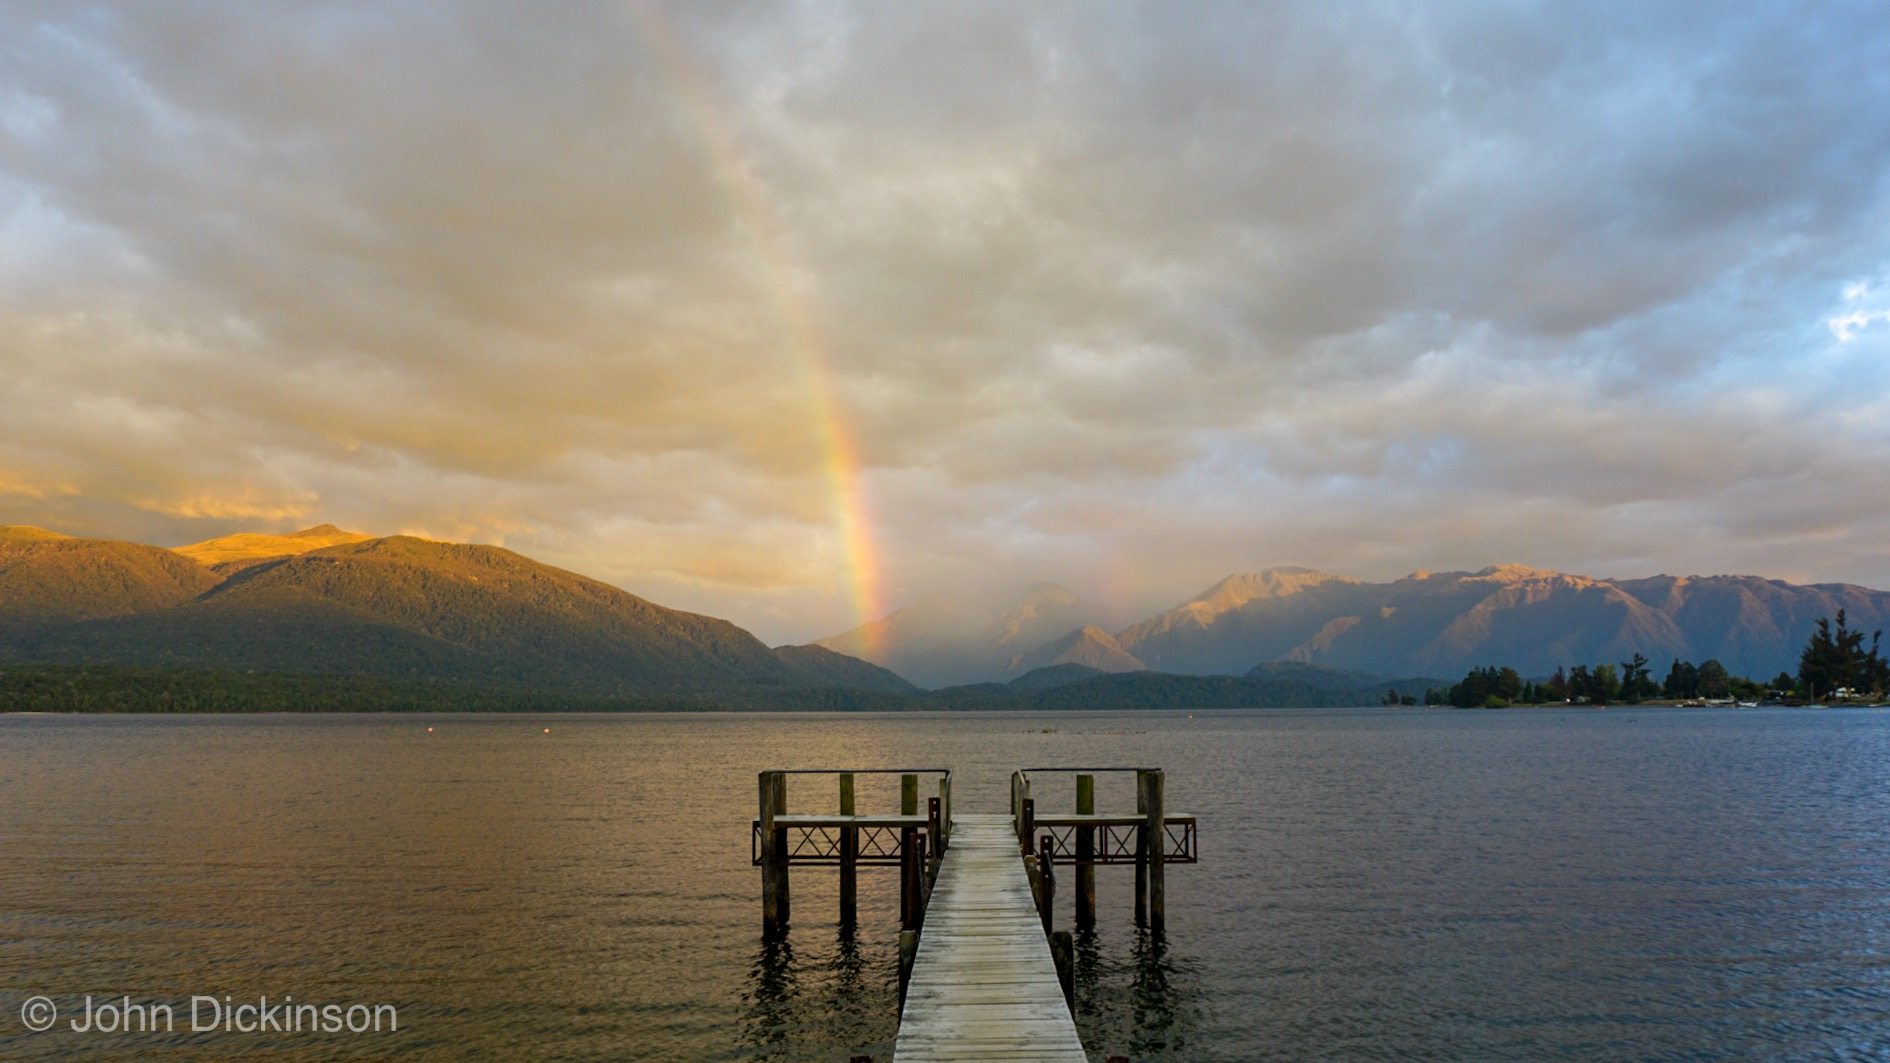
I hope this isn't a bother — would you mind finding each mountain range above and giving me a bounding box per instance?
[1,524,911,709]
[818,564,1890,685]
[7,522,1886,710]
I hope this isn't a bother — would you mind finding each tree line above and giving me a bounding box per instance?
[1424,610,1888,708]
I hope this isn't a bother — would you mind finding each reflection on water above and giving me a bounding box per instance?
[741,934,799,1060]
[4,708,1890,1061]
[738,925,903,1062]
[1066,926,1207,1060]
[737,909,1205,1062]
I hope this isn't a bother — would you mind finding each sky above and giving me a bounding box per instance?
[4,2,1890,646]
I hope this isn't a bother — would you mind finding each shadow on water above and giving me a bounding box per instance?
[739,925,899,1062]
[1073,927,1207,1060]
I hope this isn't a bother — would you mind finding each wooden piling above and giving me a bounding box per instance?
[926,795,943,891]
[760,770,790,931]
[1051,929,1074,1009]
[1037,835,1056,934]
[900,772,919,930]
[937,775,952,854]
[839,772,858,927]
[897,928,918,1006]
[1075,774,1096,929]
[1133,776,1147,927]
[1139,768,1166,936]
[1014,772,1033,851]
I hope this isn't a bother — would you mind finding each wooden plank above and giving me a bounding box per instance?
[771,813,929,828]
[1031,812,1195,826]
[893,814,1086,1062]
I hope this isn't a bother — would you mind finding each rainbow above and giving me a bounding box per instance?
[630,6,886,653]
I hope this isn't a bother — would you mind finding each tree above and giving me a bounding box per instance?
[1545,666,1569,701]
[1697,659,1731,699]
[1663,659,1699,699]
[1799,609,1889,699]
[1446,665,1523,707]
[1567,664,1592,702]
[1619,653,1655,703]
[1591,663,1620,703]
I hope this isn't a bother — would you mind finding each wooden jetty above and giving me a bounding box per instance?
[752,766,1194,1061]
[892,814,1085,1061]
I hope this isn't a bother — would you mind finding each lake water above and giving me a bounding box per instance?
[3,707,1889,1060]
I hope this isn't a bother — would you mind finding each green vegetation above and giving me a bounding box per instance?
[0,662,1430,714]
[0,664,919,713]
[1427,612,1889,707]
[1797,609,1890,700]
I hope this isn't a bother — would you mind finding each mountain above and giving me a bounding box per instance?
[26,536,808,691]
[3,529,918,705]
[1,527,222,635]
[1007,663,1105,690]
[1002,625,1145,677]
[1117,565,1890,680]
[1115,567,1370,674]
[771,643,917,693]
[815,583,1111,688]
[176,523,371,569]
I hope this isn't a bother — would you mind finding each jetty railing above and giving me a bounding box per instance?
[1012,767,1194,934]
[753,768,951,933]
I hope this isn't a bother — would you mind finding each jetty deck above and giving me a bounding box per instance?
[892,814,1086,1062]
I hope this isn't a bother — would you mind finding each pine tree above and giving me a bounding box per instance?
[1799,610,1890,699]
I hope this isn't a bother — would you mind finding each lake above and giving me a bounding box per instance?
[3,707,1889,1060]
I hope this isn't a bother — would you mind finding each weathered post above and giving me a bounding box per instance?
[900,772,919,930]
[937,775,952,854]
[902,832,926,931]
[839,772,858,928]
[1134,773,1148,926]
[897,928,919,1006]
[1075,773,1096,929]
[1051,929,1074,1009]
[1038,835,1056,933]
[760,770,790,931]
[1139,768,1166,937]
[1015,773,1033,852]
[926,795,942,886]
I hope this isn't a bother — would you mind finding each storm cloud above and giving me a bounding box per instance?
[4,1,1890,642]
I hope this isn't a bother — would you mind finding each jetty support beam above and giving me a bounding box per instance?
[839,772,858,927]
[760,770,790,931]
[1075,773,1096,928]
[1137,768,1165,936]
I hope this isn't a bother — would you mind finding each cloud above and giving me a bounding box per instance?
[4,1,1890,643]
